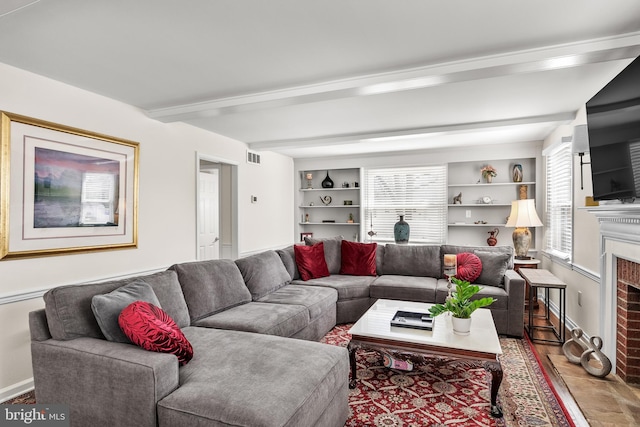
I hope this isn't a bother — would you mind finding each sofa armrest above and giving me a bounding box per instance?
[503,269,525,337]
[32,337,179,427]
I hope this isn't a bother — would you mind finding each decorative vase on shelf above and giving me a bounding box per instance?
[487,228,499,246]
[321,171,334,188]
[512,164,523,182]
[394,215,410,244]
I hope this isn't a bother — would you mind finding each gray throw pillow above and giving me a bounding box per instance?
[235,250,292,300]
[91,281,161,343]
[304,235,343,274]
[474,250,511,288]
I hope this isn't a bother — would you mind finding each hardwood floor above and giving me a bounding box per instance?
[528,303,640,426]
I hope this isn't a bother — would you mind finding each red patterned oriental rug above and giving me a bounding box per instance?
[321,324,575,427]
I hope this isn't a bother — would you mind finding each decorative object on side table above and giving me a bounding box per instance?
[320,195,332,205]
[481,165,497,183]
[429,278,496,335]
[512,164,523,182]
[505,199,543,259]
[443,254,457,302]
[487,228,499,246]
[394,215,410,244]
[321,171,334,188]
[453,192,462,204]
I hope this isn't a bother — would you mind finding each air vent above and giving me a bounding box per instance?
[247,150,261,165]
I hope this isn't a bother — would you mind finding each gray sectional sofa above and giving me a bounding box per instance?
[29,237,524,427]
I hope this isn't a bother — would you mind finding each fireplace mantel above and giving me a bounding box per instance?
[586,205,640,243]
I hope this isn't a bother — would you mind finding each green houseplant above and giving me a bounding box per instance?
[429,278,496,335]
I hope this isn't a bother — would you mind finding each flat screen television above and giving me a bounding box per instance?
[586,55,640,201]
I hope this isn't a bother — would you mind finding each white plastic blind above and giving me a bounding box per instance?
[363,165,447,244]
[545,143,572,260]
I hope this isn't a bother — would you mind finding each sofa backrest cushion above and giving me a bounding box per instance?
[169,259,251,322]
[91,280,162,343]
[474,250,511,288]
[304,235,343,274]
[44,270,190,341]
[376,244,385,275]
[235,250,291,300]
[441,245,514,269]
[382,244,442,277]
[276,245,300,281]
[340,241,377,276]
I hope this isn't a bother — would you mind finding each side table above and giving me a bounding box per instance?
[514,258,541,308]
[518,268,566,345]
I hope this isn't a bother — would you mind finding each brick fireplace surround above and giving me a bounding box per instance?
[617,258,640,383]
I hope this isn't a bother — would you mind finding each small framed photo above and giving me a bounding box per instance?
[0,111,139,259]
[300,232,313,242]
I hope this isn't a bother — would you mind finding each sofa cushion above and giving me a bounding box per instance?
[43,270,190,341]
[304,235,343,274]
[157,327,348,427]
[474,250,511,288]
[119,301,193,365]
[276,245,301,281]
[295,243,330,281]
[340,241,377,276]
[370,275,438,302]
[193,302,309,337]
[169,259,251,322]
[91,280,161,343]
[292,275,376,300]
[382,244,442,278]
[442,244,514,269]
[235,250,291,300]
[455,252,483,283]
[258,284,337,320]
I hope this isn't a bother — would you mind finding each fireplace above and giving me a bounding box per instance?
[617,258,640,383]
[588,205,640,384]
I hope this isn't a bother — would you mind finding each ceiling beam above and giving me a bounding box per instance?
[248,112,577,150]
[146,33,640,123]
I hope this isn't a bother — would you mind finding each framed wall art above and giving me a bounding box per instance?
[0,111,139,259]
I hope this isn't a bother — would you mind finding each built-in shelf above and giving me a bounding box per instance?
[299,222,360,226]
[299,205,360,208]
[448,204,511,207]
[448,181,535,188]
[300,187,359,192]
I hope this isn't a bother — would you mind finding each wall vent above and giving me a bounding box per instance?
[247,150,261,165]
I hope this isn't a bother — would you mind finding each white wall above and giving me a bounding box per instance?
[0,62,293,398]
[540,106,601,337]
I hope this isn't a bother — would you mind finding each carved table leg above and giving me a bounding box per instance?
[484,359,503,418]
[348,341,358,389]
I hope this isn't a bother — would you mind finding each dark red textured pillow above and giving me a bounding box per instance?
[119,301,193,365]
[455,252,483,283]
[340,240,377,276]
[294,242,330,281]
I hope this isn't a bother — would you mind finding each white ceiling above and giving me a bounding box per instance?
[0,0,639,158]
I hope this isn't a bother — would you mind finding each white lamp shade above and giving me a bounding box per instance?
[505,199,543,228]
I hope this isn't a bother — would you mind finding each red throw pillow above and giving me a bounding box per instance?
[294,242,330,281]
[340,241,377,276]
[119,301,194,365]
[455,252,483,283]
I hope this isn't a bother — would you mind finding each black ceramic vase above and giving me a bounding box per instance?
[394,215,410,244]
[321,171,334,188]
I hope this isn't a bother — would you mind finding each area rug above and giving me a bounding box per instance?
[321,324,575,427]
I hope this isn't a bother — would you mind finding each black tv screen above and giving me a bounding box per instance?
[586,56,640,201]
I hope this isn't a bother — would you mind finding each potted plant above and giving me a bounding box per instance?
[429,278,496,335]
[480,165,497,183]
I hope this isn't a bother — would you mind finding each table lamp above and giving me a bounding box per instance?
[505,199,543,260]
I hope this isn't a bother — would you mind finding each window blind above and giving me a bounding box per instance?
[363,165,447,244]
[545,142,572,260]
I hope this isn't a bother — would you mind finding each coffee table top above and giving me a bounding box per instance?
[349,299,502,356]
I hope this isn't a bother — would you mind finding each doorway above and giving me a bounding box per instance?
[197,154,238,260]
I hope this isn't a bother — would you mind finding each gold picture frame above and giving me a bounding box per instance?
[0,111,139,259]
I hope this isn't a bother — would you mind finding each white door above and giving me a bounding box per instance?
[198,170,220,260]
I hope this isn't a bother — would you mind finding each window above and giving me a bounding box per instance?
[363,165,447,244]
[544,141,572,261]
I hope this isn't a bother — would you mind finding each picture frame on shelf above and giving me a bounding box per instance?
[300,232,313,242]
[0,111,139,259]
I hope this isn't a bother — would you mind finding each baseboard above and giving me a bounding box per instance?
[0,378,33,403]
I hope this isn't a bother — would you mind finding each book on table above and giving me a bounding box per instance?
[390,310,433,331]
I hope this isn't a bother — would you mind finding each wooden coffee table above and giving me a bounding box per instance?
[348,299,504,418]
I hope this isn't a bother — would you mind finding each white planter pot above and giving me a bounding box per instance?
[452,316,472,335]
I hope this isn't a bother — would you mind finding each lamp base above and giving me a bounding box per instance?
[512,227,532,259]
